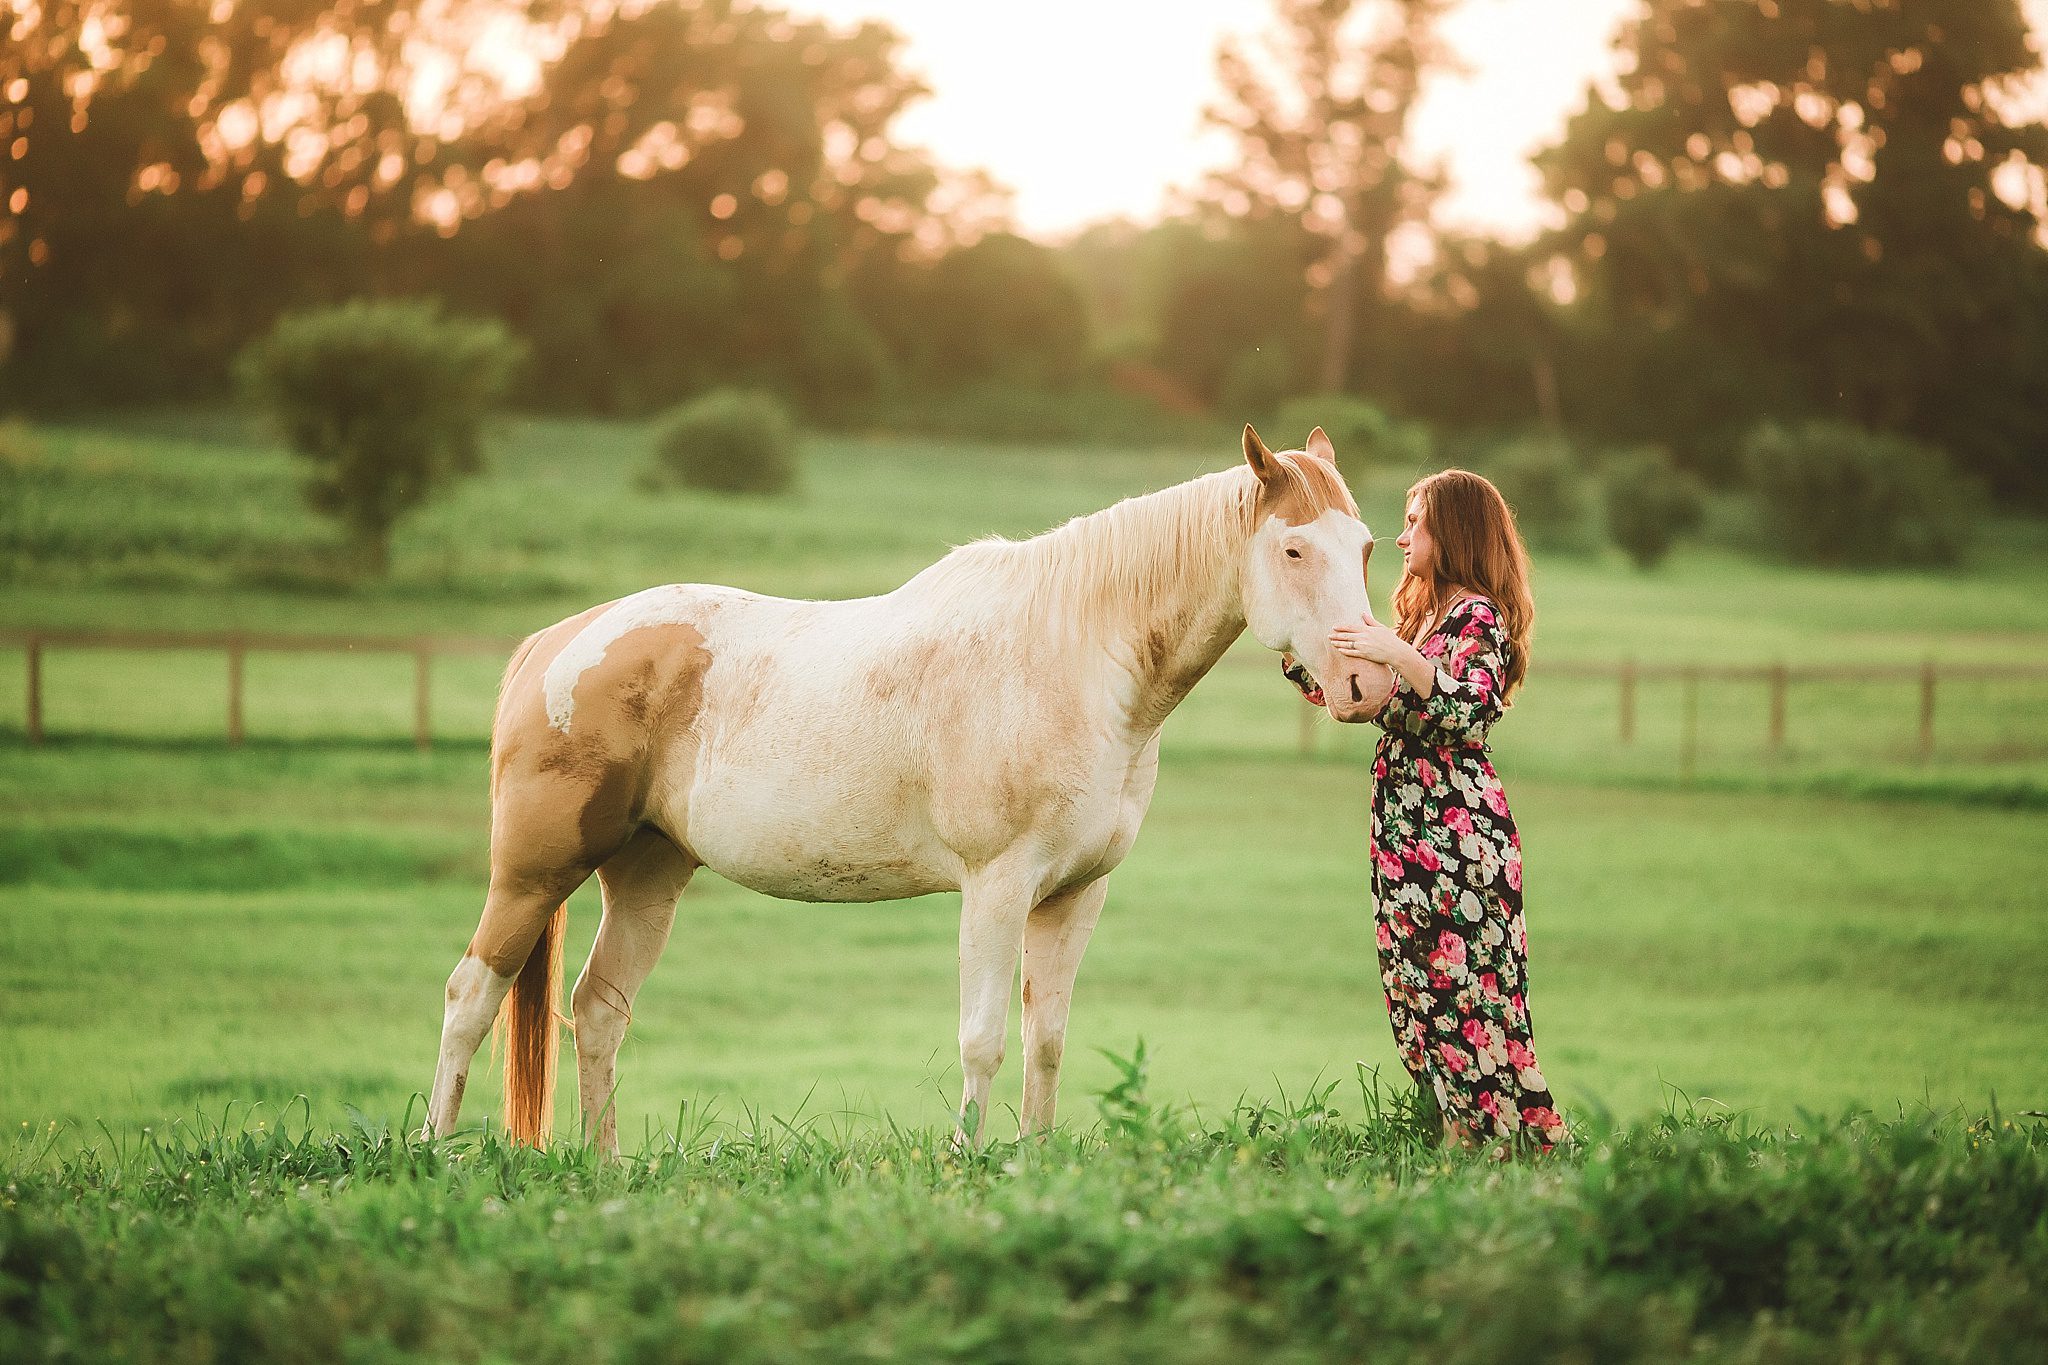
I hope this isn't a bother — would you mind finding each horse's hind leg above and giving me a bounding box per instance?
[1020,876,1108,1135]
[573,828,696,1158]
[424,882,575,1139]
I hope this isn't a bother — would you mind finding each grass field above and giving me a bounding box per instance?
[3,413,2046,1359]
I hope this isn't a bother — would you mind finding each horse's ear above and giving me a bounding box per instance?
[1305,426,1336,465]
[1243,424,1281,483]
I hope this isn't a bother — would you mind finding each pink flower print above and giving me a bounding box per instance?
[1416,757,1439,790]
[1429,970,1453,990]
[1437,1042,1470,1074]
[1505,1039,1537,1069]
[1443,806,1474,836]
[1461,1018,1489,1049]
[1430,930,1467,972]
[1376,921,1394,951]
[1468,602,1496,627]
[1373,756,1388,780]
[1408,841,1442,873]
[1477,1090,1500,1119]
[1521,1106,1564,1137]
[1374,847,1404,880]
[1480,972,1501,999]
[1504,852,1522,891]
[1483,785,1510,817]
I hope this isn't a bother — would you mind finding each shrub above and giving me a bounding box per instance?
[1740,421,1981,566]
[1485,436,1594,552]
[237,299,522,577]
[1271,395,1433,481]
[1601,448,1706,569]
[647,388,801,495]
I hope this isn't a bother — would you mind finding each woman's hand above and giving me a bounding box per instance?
[1329,605,1408,665]
[1331,606,1435,697]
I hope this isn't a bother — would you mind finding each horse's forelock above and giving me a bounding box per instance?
[1264,450,1360,524]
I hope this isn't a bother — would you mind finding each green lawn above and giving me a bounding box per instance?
[3,743,2042,1138]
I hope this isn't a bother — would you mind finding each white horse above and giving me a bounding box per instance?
[424,426,1392,1154]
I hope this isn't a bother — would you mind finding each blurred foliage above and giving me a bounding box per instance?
[1534,0,2048,503]
[237,299,522,576]
[1484,436,1597,554]
[1201,0,1453,393]
[1741,420,1981,567]
[646,388,800,496]
[1273,394,1433,485]
[1601,448,1707,570]
[2,0,2048,513]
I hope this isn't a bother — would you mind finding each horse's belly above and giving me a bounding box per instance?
[664,774,958,904]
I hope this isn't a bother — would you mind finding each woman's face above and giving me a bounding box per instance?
[1396,494,1432,581]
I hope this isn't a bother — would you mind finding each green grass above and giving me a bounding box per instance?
[3,744,2044,1137]
[2,1099,2043,1363]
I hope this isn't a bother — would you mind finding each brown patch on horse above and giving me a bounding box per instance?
[475,604,714,976]
[1257,451,1359,526]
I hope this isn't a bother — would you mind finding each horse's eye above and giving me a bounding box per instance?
[1285,548,1302,559]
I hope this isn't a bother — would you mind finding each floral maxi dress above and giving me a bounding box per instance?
[1289,597,1567,1149]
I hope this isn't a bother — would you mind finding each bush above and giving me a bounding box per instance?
[1602,448,1706,569]
[1485,436,1594,552]
[647,388,801,495]
[1741,421,1981,566]
[1271,395,1433,481]
[237,298,522,577]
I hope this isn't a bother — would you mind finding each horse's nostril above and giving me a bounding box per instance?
[1350,676,1363,703]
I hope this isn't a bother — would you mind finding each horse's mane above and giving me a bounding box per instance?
[907,454,1354,639]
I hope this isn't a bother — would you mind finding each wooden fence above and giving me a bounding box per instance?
[3,628,513,752]
[5,628,2045,772]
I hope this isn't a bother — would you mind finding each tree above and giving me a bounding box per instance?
[405,1,982,418]
[1537,0,2048,500]
[238,299,522,576]
[0,0,503,409]
[1203,0,1455,394]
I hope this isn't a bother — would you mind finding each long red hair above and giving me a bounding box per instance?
[1390,469,1534,698]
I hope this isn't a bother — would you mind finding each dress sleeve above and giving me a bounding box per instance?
[1374,601,1511,746]
[1280,653,1326,707]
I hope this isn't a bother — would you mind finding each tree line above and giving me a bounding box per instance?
[4,0,2046,504]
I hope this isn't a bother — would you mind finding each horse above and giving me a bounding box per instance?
[423,425,1394,1155]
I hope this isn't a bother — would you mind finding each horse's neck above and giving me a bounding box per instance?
[1120,578,1245,735]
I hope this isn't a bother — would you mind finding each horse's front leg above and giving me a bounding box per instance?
[954,869,1037,1147]
[1020,877,1108,1135]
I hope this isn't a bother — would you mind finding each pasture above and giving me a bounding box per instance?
[3,416,2046,1360]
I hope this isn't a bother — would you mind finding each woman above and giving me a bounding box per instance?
[1286,470,1567,1151]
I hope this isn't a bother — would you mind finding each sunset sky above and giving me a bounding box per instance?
[792,0,2048,242]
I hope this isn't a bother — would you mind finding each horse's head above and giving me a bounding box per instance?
[1239,424,1394,723]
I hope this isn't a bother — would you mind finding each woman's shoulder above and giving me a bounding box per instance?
[1448,593,1503,632]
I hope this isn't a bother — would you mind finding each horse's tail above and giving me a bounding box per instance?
[498,902,567,1146]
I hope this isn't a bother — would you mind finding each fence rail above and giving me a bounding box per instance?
[5,628,2046,769]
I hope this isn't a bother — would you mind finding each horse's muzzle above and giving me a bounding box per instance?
[1325,661,1395,723]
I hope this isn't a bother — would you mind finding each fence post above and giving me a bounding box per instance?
[25,634,42,746]
[411,642,432,753]
[1619,658,1637,746]
[1918,661,1936,764]
[1767,662,1787,758]
[414,643,433,752]
[227,639,245,747]
[1680,667,1699,782]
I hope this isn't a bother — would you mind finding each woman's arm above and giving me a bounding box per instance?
[1333,602,1510,746]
